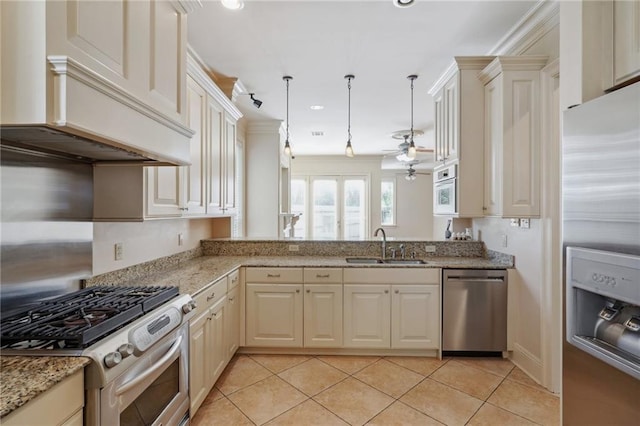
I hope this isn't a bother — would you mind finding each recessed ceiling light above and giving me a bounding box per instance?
[311,131,324,136]
[221,0,244,10]
[393,0,415,8]
[310,105,324,110]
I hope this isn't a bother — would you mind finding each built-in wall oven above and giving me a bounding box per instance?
[565,247,640,380]
[434,164,457,215]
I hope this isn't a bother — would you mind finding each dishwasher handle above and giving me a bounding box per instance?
[446,277,505,282]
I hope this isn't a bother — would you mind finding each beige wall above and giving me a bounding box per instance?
[381,170,433,239]
[93,218,215,275]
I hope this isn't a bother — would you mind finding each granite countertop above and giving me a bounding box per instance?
[0,356,91,418]
[0,253,511,417]
[93,255,513,296]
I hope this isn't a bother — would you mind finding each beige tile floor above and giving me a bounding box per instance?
[192,355,559,426]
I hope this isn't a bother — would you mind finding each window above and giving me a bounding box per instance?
[292,175,369,240]
[381,178,395,226]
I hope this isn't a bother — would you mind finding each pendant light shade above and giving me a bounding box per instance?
[283,76,293,157]
[344,74,355,158]
[407,75,418,160]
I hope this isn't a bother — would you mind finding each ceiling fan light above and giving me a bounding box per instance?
[393,0,416,8]
[407,140,417,159]
[345,140,354,158]
[221,0,244,10]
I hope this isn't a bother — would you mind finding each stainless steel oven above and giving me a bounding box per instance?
[434,164,457,215]
[565,247,640,380]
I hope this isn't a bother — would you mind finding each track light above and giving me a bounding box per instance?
[249,93,263,109]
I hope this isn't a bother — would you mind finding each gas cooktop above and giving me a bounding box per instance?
[0,286,179,350]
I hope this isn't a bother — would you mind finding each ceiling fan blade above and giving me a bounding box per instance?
[416,148,434,152]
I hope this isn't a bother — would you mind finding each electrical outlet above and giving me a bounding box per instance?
[178,233,184,246]
[520,218,530,229]
[425,245,436,253]
[288,245,299,252]
[501,234,508,247]
[510,218,520,227]
[114,243,123,260]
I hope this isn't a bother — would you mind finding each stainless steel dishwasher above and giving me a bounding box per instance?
[442,269,508,354]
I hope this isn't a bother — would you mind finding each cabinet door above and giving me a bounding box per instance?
[206,96,224,213]
[613,1,640,86]
[483,76,503,217]
[391,285,440,349]
[145,166,183,217]
[225,286,240,360]
[245,283,303,347]
[184,76,207,215]
[434,91,445,163]
[304,284,343,348]
[210,296,227,383]
[189,310,211,415]
[343,284,390,348]
[443,75,459,162]
[223,116,237,213]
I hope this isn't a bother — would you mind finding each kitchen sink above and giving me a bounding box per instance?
[345,257,384,264]
[383,259,427,265]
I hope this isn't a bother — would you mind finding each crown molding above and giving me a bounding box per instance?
[478,55,549,84]
[247,120,284,135]
[488,0,559,56]
[170,0,202,14]
[428,57,495,95]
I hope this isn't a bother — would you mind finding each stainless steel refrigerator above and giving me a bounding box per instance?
[562,81,640,424]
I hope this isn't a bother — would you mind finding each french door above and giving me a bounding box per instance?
[291,176,368,240]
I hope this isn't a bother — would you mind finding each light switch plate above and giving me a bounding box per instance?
[288,245,299,252]
[501,234,508,247]
[114,243,123,260]
[425,245,436,253]
[520,219,530,229]
[510,218,520,227]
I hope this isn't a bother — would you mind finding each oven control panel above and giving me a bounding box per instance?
[129,306,182,352]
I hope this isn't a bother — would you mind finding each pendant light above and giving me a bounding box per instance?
[283,76,293,157]
[407,75,418,160]
[344,74,355,158]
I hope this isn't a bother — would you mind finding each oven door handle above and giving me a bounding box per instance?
[115,335,183,396]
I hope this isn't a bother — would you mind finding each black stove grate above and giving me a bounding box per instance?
[0,286,178,349]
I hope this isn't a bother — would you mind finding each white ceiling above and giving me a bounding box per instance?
[188,0,538,164]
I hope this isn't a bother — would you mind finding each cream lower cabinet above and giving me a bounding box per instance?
[245,267,304,347]
[2,370,84,426]
[343,268,441,350]
[225,285,241,360]
[343,284,391,348]
[391,285,440,349]
[189,276,228,415]
[303,268,343,348]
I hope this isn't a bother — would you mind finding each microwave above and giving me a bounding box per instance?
[434,164,457,215]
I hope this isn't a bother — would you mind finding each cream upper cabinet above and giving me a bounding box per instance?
[480,56,548,218]
[429,57,495,218]
[245,268,304,348]
[612,1,640,88]
[92,53,242,221]
[391,285,440,349]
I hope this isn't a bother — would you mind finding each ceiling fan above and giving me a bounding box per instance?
[405,163,431,181]
[383,131,433,162]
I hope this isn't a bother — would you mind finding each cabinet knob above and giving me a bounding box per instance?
[316,274,330,278]
[394,289,399,294]
[228,297,234,301]
[306,289,310,293]
[296,289,300,293]
[206,293,215,301]
[384,289,389,294]
[267,274,281,278]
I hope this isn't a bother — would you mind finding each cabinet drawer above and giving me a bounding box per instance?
[246,267,303,283]
[344,268,440,284]
[193,276,227,314]
[304,268,342,283]
[228,269,240,290]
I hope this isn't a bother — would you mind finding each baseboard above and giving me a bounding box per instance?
[511,343,544,384]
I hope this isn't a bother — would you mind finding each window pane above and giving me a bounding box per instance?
[381,180,394,225]
[291,179,306,238]
[312,179,337,240]
[344,179,365,239]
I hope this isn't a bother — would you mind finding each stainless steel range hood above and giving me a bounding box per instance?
[1,125,187,165]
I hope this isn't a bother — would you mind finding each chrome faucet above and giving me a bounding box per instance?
[399,243,406,259]
[374,228,387,259]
